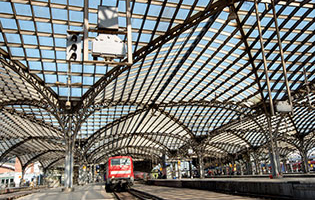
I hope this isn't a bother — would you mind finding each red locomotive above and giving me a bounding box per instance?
[105,156,134,192]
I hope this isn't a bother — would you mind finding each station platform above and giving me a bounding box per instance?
[15,183,115,200]
[3,176,314,200]
[147,176,315,200]
[133,183,266,199]
[12,183,266,200]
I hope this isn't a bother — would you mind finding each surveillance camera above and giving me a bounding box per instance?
[65,101,71,110]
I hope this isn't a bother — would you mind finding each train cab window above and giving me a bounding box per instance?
[111,158,131,166]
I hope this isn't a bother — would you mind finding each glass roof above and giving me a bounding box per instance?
[0,0,314,169]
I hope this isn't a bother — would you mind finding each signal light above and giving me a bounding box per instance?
[67,33,81,61]
[70,44,77,51]
[70,52,77,60]
[70,35,77,42]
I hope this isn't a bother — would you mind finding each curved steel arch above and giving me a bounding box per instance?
[81,100,255,155]
[79,0,240,110]
[207,142,246,155]
[83,99,275,162]
[211,129,253,147]
[279,137,301,150]
[43,157,65,171]
[203,115,267,148]
[22,150,65,171]
[83,103,195,151]
[95,153,162,165]
[158,100,262,149]
[93,146,165,164]
[86,102,196,134]
[86,133,175,162]
[0,49,61,121]
[0,99,61,122]
[1,107,62,135]
[0,0,313,170]
[82,100,196,136]
[0,99,50,110]
[306,140,315,153]
[79,99,259,155]
[154,105,195,138]
[256,138,299,157]
[83,107,148,151]
[0,136,63,164]
[165,100,262,129]
[202,149,228,158]
[295,112,315,136]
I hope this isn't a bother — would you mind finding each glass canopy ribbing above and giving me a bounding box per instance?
[0,0,314,170]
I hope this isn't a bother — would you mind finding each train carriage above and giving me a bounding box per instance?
[105,156,134,192]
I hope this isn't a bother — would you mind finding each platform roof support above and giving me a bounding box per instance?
[83,0,89,62]
[64,117,75,190]
[271,0,293,113]
[254,0,274,116]
[64,140,74,190]
[298,137,310,174]
[0,0,314,177]
[198,155,205,179]
[126,0,133,65]
[267,122,281,178]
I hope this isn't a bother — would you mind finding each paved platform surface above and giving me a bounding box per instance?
[133,184,268,200]
[17,184,114,200]
[147,177,315,200]
[181,176,315,183]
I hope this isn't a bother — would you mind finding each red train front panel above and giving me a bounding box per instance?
[105,156,134,191]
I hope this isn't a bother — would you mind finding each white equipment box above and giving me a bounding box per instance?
[92,34,126,59]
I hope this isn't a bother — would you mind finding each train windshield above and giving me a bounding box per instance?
[111,158,131,166]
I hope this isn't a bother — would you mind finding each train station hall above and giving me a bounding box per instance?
[0,0,314,199]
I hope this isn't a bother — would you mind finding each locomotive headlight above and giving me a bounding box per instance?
[111,176,115,178]
[127,175,130,178]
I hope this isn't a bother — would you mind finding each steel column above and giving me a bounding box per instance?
[64,116,75,190]
[126,0,133,64]
[83,0,89,61]
[299,137,310,174]
[178,160,182,179]
[161,154,167,179]
[267,117,281,178]
[189,161,193,178]
[64,141,74,189]
[254,0,275,116]
[271,0,293,112]
[198,156,204,179]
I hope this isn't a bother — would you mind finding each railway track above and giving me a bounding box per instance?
[113,188,163,200]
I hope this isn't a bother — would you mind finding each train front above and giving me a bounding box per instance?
[106,156,134,191]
